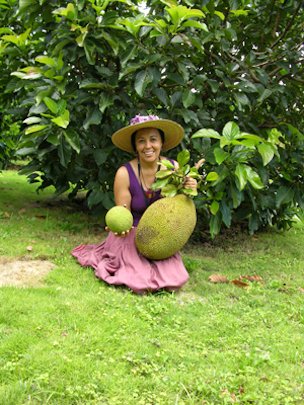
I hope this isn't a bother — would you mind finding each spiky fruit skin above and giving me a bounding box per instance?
[105,206,133,233]
[135,194,197,260]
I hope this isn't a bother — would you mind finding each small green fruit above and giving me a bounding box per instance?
[105,206,133,233]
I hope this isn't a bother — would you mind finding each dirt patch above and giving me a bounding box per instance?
[0,258,56,287]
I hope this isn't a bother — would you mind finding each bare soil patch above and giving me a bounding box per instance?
[0,258,55,287]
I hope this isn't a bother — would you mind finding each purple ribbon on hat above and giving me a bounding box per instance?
[130,114,160,125]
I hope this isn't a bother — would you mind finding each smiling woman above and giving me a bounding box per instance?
[72,114,197,294]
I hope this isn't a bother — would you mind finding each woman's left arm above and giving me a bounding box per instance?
[171,159,197,191]
[183,176,197,190]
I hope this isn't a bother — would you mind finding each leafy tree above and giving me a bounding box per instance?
[1,0,303,235]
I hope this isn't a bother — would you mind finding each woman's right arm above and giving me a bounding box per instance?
[113,166,132,210]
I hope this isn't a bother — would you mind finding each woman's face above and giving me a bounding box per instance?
[135,128,163,162]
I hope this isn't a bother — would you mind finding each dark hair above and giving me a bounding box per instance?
[131,128,165,152]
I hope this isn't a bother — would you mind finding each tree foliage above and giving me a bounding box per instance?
[0,0,303,235]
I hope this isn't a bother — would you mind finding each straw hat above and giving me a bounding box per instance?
[111,114,184,153]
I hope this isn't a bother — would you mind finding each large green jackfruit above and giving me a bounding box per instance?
[135,194,197,260]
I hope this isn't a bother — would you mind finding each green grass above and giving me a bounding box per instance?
[0,170,304,404]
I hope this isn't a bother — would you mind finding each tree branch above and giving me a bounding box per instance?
[254,57,304,69]
[224,52,261,83]
[270,1,303,49]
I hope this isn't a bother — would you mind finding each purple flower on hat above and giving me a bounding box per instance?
[130,114,160,125]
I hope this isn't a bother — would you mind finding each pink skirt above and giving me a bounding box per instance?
[71,228,189,294]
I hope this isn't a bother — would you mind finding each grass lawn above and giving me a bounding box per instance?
[0,169,303,404]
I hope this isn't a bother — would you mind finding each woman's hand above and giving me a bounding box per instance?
[104,202,134,237]
[105,226,134,237]
[183,176,197,190]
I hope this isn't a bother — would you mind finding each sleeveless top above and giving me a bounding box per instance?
[124,160,174,226]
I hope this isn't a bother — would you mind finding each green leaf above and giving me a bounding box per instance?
[119,62,143,79]
[64,129,80,153]
[47,133,60,146]
[210,200,219,215]
[209,213,221,238]
[153,88,168,106]
[206,172,219,182]
[235,163,247,190]
[83,109,102,130]
[51,110,70,129]
[230,9,249,17]
[57,100,67,115]
[177,150,190,167]
[182,20,208,31]
[222,121,240,140]
[11,67,42,79]
[135,70,153,97]
[244,166,264,189]
[230,184,243,208]
[214,10,225,20]
[99,93,113,114]
[275,186,295,208]
[23,117,41,125]
[248,213,259,234]
[79,79,108,89]
[160,159,175,169]
[87,190,104,208]
[240,133,264,144]
[102,31,119,55]
[25,125,48,135]
[182,89,196,108]
[18,0,35,11]
[76,31,88,47]
[267,128,285,145]
[182,188,198,197]
[214,147,229,164]
[93,149,109,166]
[220,200,232,227]
[234,93,250,108]
[53,3,76,20]
[35,55,57,67]
[43,97,58,115]
[187,168,202,180]
[257,88,272,103]
[160,183,178,197]
[257,143,275,166]
[58,134,72,167]
[151,177,171,190]
[192,128,221,140]
[155,169,173,179]
[84,42,96,65]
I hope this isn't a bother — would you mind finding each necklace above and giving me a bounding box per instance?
[137,159,160,205]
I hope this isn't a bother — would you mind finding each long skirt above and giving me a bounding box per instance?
[71,228,189,294]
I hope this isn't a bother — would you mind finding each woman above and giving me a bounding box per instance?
[72,114,197,294]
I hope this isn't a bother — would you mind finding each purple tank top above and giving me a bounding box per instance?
[124,162,162,226]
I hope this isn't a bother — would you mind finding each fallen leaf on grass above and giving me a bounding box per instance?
[221,389,237,403]
[35,215,47,219]
[298,287,304,294]
[208,274,229,284]
[240,275,263,282]
[231,279,249,288]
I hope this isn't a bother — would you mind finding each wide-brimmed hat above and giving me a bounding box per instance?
[111,114,184,153]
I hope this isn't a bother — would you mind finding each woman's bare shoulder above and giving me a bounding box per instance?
[116,159,136,177]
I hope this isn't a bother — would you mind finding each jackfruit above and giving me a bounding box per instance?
[135,194,197,260]
[105,206,133,233]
